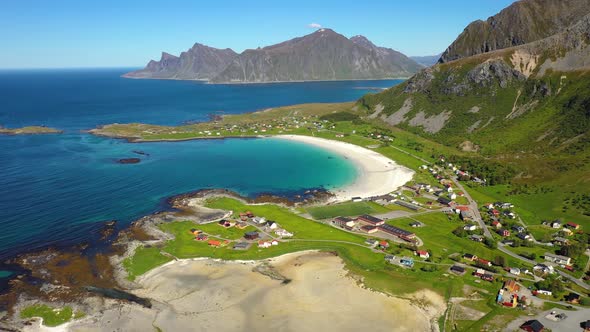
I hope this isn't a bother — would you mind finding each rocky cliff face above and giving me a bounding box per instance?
[124,44,237,80]
[439,0,590,63]
[125,29,420,83]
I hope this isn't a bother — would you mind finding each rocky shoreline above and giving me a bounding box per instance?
[0,188,336,330]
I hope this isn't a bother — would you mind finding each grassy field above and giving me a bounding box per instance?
[306,201,390,219]
[386,212,529,268]
[20,304,84,327]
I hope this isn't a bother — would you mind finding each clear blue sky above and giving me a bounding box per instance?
[0,0,516,68]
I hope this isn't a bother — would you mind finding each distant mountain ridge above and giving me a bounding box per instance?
[124,29,420,83]
[439,0,590,63]
[410,54,441,67]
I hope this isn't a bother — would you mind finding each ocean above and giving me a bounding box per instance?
[0,68,402,261]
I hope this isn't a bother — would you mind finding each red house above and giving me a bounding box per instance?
[566,222,580,230]
[478,258,492,267]
[520,320,544,332]
[208,240,221,247]
[497,229,510,237]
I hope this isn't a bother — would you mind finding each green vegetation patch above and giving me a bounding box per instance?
[20,304,82,327]
[306,201,389,219]
[123,246,172,281]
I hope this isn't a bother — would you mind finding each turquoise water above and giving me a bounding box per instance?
[0,68,402,260]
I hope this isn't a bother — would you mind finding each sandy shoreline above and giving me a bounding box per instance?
[60,251,444,332]
[274,135,415,202]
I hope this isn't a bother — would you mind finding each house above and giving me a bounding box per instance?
[450,193,457,200]
[379,240,389,249]
[478,258,492,267]
[565,222,580,230]
[252,216,266,224]
[520,320,544,332]
[502,239,515,246]
[378,224,416,241]
[400,257,414,267]
[258,240,272,248]
[385,255,397,264]
[235,222,248,229]
[275,228,293,238]
[463,253,478,261]
[233,242,250,250]
[552,237,569,246]
[509,267,521,275]
[582,320,590,332]
[517,233,532,241]
[218,219,234,228]
[395,200,420,211]
[544,253,571,266]
[469,234,484,242]
[245,211,254,218]
[460,210,474,221]
[195,233,208,241]
[534,289,552,296]
[504,280,520,292]
[437,197,451,206]
[474,268,486,276]
[565,292,580,304]
[361,225,378,233]
[356,214,385,226]
[464,224,477,231]
[560,228,574,236]
[533,264,554,275]
[410,221,423,228]
[208,240,222,247]
[497,229,510,237]
[365,238,379,247]
[190,228,202,235]
[244,231,260,240]
[491,220,502,229]
[550,221,562,229]
[351,197,363,202]
[481,274,494,282]
[333,216,354,227]
[450,265,466,275]
[416,250,430,259]
[512,225,525,233]
[266,221,278,230]
[520,319,545,332]
[490,209,500,217]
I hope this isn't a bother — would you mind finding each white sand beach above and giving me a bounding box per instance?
[274,135,415,202]
[64,251,444,332]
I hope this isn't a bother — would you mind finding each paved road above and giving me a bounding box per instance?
[451,177,493,239]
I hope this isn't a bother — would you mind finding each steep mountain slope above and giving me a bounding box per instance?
[123,44,237,80]
[439,0,590,63]
[209,29,419,83]
[359,13,590,158]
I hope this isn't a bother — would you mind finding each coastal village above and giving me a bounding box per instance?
[84,105,590,332]
[169,150,590,332]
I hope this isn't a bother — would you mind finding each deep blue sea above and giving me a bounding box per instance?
[0,68,402,263]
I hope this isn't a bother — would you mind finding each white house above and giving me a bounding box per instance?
[253,217,266,224]
[266,221,278,229]
[275,229,293,238]
[464,224,478,231]
[450,193,457,200]
[258,241,272,248]
[509,267,521,275]
[544,253,571,266]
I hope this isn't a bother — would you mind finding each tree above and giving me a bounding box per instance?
[494,255,507,268]
[484,237,497,249]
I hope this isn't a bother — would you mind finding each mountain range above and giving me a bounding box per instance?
[123,29,421,83]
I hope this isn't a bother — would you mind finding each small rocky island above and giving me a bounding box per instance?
[117,158,141,164]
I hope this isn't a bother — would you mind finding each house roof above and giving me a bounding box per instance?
[566,221,579,227]
[416,250,428,255]
[357,214,383,223]
[520,320,544,332]
[450,265,465,272]
[208,240,221,246]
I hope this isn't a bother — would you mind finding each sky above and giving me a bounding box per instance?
[0,0,517,69]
